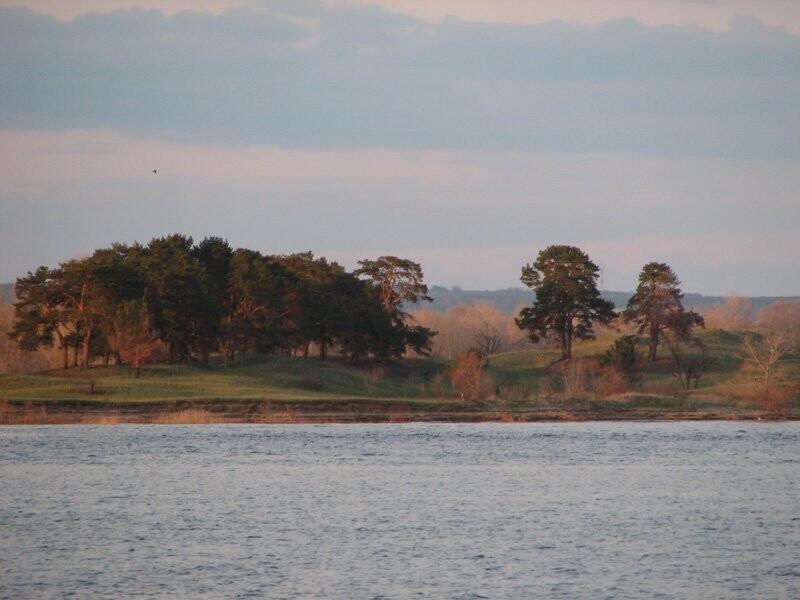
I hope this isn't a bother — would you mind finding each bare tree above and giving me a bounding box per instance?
[741,332,794,389]
[704,294,753,330]
[665,335,707,390]
[470,302,524,356]
[756,300,800,336]
[411,302,527,360]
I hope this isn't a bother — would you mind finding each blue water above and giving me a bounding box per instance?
[1,422,798,598]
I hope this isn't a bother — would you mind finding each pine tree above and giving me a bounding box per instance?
[516,245,614,360]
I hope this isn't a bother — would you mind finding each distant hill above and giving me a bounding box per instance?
[410,286,799,315]
[0,282,13,302]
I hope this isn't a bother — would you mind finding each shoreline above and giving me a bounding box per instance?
[1,398,794,425]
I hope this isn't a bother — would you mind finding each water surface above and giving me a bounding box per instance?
[1,422,798,598]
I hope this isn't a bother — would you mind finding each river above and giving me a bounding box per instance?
[1,422,797,598]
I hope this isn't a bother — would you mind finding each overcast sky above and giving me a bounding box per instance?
[1,0,798,295]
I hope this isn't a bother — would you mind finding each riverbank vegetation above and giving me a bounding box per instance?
[1,325,797,423]
[1,238,798,423]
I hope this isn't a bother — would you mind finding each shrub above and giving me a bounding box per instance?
[449,350,494,401]
[360,365,385,396]
[599,335,641,387]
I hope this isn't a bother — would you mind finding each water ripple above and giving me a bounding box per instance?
[0,422,798,598]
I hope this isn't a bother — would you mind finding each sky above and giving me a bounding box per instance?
[1,0,798,295]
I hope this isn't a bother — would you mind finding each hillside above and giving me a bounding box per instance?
[410,286,799,314]
[1,328,797,423]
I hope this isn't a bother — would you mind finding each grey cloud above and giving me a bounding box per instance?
[1,2,798,157]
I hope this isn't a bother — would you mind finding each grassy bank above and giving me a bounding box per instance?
[1,329,797,423]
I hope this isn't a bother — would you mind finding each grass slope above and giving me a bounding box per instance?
[0,357,448,404]
[490,328,798,413]
[1,329,797,422]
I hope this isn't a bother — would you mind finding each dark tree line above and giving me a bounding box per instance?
[8,237,708,374]
[8,235,434,370]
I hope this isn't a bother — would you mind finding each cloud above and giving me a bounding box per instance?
[1,3,798,158]
[0,0,252,19]
[9,1,800,35]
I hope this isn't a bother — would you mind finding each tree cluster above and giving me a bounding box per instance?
[516,246,704,364]
[8,235,434,371]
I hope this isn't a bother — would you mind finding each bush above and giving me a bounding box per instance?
[599,335,641,387]
[449,350,494,401]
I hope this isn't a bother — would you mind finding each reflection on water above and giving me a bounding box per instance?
[1,422,798,598]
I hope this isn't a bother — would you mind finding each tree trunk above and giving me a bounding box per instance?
[134,357,141,379]
[560,329,572,360]
[320,341,327,360]
[71,344,79,368]
[649,327,659,362]
[82,326,93,370]
[62,344,69,370]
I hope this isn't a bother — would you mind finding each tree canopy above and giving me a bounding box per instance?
[356,256,432,312]
[356,256,435,358]
[623,262,704,362]
[515,245,615,360]
[8,236,435,371]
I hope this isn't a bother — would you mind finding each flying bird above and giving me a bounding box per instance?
[152,169,157,174]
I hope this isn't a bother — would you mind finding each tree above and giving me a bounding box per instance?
[109,297,162,378]
[741,332,793,390]
[623,262,704,362]
[9,246,145,371]
[516,245,615,360]
[134,234,208,363]
[7,267,68,368]
[355,256,432,313]
[410,303,527,360]
[278,252,350,360]
[756,300,800,336]
[56,247,144,369]
[356,256,436,357]
[665,334,707,390]
[330,274,404,361]
[703,294,753,330]
[191,236,233,363]
[224,249,296,364]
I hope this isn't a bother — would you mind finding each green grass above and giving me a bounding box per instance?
[486,328,799,410]
[0,356,449,405]
[1,328,797,418]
